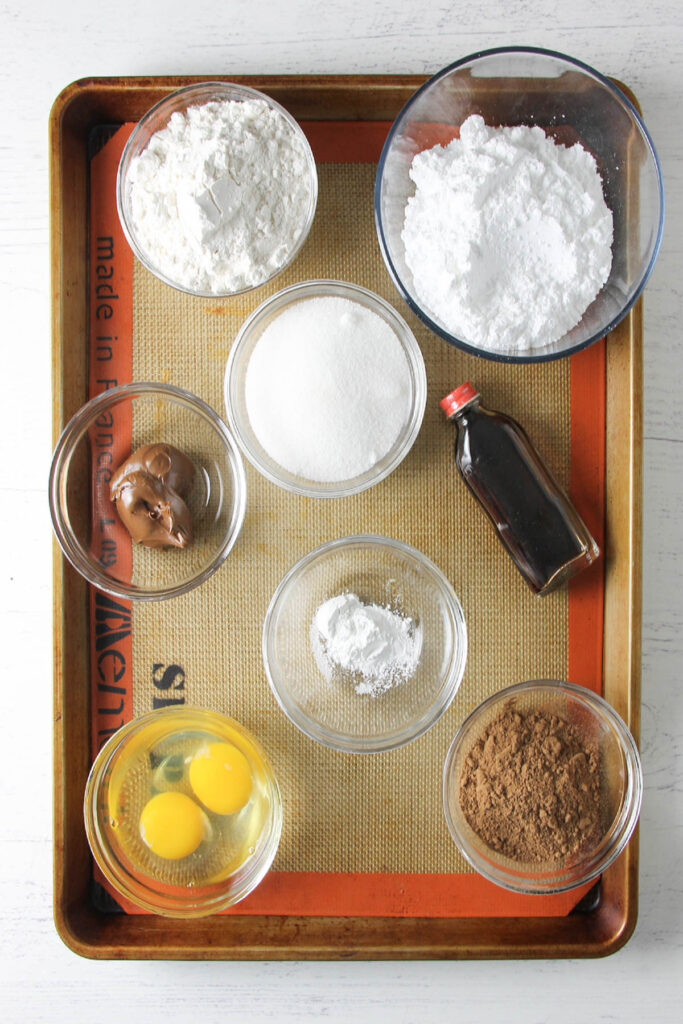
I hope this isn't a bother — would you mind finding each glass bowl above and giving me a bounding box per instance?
[117,81,318,297]
[262,535,467,753]
[84,707,282,917]
[442,680,642,894]
[375,46,664,363]
[224,280,427,498]
[49,382,247,600]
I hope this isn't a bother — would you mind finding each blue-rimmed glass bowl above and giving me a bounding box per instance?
[375,47,664,363]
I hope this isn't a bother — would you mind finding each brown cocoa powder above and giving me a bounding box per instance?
[459,704,600,862]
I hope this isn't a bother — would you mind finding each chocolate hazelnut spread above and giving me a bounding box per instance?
[110,443,195,549]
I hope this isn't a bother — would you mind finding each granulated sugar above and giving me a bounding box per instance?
[244,296,412,483]
[402,114,613,352]
[127,98,313,293]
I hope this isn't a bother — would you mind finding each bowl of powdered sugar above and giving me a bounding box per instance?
[117,82,317,297]
[375,47,664,362]
[224,280,427,497]
[262,535,467,753]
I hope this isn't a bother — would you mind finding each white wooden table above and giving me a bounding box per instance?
[1,1,681,1019]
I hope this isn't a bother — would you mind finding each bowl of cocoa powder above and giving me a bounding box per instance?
[442,680,642,894]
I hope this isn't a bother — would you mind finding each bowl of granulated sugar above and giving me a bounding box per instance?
[117,82,317,297]
[375,47,664,362]
[224,280,427,497]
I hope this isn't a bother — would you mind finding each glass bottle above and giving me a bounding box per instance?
[441,382,599,596]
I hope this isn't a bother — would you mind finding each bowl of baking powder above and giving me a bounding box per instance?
[263,535,468,753]
[117,82,318,297]
[375,47,664,362]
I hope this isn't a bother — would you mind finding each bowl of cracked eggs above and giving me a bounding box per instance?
[84,706,282,916]
[375,46,664,362]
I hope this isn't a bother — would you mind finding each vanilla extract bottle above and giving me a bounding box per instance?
[441,383,599,595]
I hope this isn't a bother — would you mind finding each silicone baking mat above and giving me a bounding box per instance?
[87,120,605,918]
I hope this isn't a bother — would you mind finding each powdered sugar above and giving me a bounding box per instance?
[127,98,313,293]
[401,115,614,352]
[311,593,421,697]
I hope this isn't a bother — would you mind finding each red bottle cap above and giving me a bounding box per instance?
[440,382,479,418]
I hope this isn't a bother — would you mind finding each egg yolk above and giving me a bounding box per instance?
[139,791,205,860]
[189,742,253,815]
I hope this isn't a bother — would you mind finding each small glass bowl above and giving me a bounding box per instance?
[442,680,642,894]
[84,707,282,917]
[375,47,664,363]
[117,81,318,297]
[49,382,247,600]
[262,535,467,753]
[224,280,427,498]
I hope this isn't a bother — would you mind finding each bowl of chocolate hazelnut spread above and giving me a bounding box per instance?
[442,680,642,894]
[50,383,246,600]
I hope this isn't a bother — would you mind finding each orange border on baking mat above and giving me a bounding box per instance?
[568,338,606,695]
[89,121,605,919]
[89,126,134,764]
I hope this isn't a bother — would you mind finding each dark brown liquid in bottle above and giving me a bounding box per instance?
[453,398,599,595]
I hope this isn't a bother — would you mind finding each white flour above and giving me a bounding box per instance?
[127,98,313,293]
[244,295,412,482]
[402,114,613,351]
[311,593,421,697]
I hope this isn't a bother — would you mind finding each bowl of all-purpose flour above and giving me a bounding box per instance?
[375,47,664,362]
[117,82,318,296]
[262,535,468,753]
[224,280,427,497]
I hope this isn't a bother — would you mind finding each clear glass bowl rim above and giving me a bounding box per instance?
[116,80,319,298]
[442,678,643,894]
[374,45,665,365]
[83,706,283,917]
[49,381,247,601]
[262,533,468,753]
[224,279,428,498]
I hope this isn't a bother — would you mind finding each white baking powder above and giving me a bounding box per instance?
[127,98,313,293]
[244,296,412,482]
[311,593,421,697]
[402,114,613,351]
